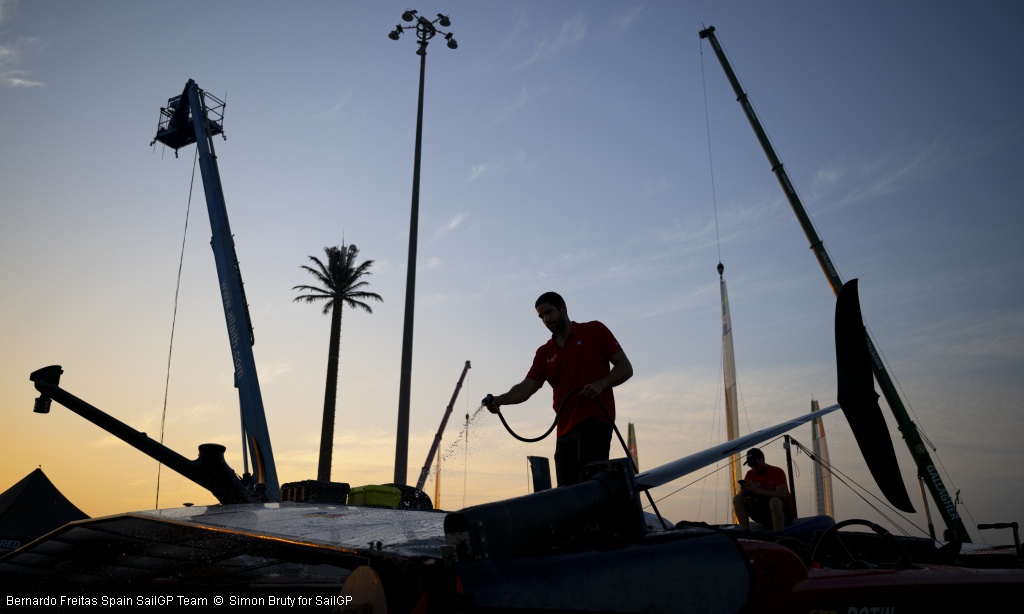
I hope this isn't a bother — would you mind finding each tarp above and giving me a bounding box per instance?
[0,468,88,553]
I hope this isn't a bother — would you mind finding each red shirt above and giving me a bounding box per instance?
[744,464,795,513]
[526,321,623,437]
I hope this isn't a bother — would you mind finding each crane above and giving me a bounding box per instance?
[416,360,471,492]
[699,26,968,541]
[151,80,280,500]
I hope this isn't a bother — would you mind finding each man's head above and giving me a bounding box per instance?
[535,291,569,335]
[744,448,766,470]
[535,291,565,312]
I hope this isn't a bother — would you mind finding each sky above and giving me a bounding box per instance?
[1,1,1022,545]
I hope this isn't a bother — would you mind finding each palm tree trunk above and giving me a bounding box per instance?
[317,303,343,481]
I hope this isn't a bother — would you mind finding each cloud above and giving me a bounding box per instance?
[812,167,842,188]
[469,150,529,182]
[0,3,46,89]
[502,7,532,47]
[1,71,44,88]
[433,212,466,239]
[257,360,292,383]
[314,91,352,119]
[643,175,672,196]
[866,144,947,197]
[516,15,587,71]
[807,139,952,213]
[608,5,643,36]
[486,85,532,127]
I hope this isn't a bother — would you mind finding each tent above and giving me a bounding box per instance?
[0,468,89,553]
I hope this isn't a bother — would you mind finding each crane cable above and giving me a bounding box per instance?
[700,27,754,523]
[154,147,199,509]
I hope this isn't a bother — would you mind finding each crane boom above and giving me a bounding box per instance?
[152,80,280,500]
[698,26,968,541]
[416,360,471,492]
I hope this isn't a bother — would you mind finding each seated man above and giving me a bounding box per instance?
[733,447,796,532]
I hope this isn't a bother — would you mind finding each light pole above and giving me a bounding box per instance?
[388,11,458,485]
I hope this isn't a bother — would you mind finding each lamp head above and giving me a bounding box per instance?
[388,28,402,41]
[402,10,417,22]
[445,33,458,50]
[437,14,451,27]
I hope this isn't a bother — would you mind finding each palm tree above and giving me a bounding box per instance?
[293,243,382,482]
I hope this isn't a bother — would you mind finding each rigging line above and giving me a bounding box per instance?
[815,456,917,537]
[862,325,979,536]
[702,32,735,524]
[649,449,746,510]
[789,436,931,540]
[695,337,725,522]
[863,321,933,448]
[700,31,722,264]
[864,322,978,535]
[155,146,200,510]
[651,434,787,509]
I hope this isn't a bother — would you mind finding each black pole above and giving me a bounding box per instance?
[394,42,427,486]
[784,436,798,517]
[389,11,456,485]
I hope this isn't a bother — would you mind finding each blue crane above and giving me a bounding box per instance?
[151,80,280,500]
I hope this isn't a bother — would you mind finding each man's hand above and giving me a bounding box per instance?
[482,394,501,414]
[581,380,606,398]
[485,379,540,412]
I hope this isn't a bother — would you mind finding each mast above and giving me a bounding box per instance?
[627,422,639,471]
[718,263,742,505]
[699,26,968,541]
[811,399,835,517]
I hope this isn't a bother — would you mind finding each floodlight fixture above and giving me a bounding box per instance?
[388,9,457,54]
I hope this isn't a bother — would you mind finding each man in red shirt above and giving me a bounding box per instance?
[734,447,796,532]
[483,292,633,486]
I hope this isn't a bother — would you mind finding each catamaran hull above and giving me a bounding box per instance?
[743,540,1023,613]
[1,503,1021,613]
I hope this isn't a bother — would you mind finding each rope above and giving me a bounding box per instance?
[787,436,934,541]
[155,147,199,509]
[700,35,723,266]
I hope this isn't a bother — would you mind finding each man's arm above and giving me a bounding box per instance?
[747,484,789,499]
[744,468,789,499]
[484,378,542,413]
[581,350,633,398]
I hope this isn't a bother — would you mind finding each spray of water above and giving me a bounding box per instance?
[425,404,489,479]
